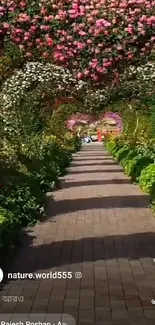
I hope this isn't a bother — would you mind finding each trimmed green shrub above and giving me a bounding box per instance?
[105,135,155,209]
[139,164,155,194]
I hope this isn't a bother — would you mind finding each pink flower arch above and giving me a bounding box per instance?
[102,112,123,131]
[66,113,95,130]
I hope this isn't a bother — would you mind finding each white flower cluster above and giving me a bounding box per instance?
[1,60,155,126]
[0,61,87,112]
[123,62,155,82]
[0,62,87,136]
[83,87,110,109]
[116,61,155,99]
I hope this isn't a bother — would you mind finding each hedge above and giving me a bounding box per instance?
[105,136,155,209]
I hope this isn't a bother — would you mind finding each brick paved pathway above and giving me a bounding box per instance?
[1,143,155,324]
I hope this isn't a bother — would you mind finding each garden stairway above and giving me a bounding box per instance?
[1,142,155,324]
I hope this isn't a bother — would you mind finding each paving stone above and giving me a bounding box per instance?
[1,143,155,323]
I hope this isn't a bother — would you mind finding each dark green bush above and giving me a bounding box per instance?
[120,154,153,181]
[111,143,122,156]
[66,136,81,152]
[115,145,131,162]
[130,156,153,180]
[121,149,137,165]
[0,207,20,255]
[0,134,80,255]
[0,182,45,227]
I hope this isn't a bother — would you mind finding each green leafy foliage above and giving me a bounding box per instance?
[0,207,20,255]
[105,131,155,209]
[115,146,131,162]
[130,156,153,180]
[121,150,138,167]
[0,132,81,255]
[139,164,155,194]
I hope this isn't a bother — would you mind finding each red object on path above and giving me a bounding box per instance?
[98,130,102,142]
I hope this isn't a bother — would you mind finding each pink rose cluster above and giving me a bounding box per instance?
[103,112,123,130]
[1,0,155,82]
